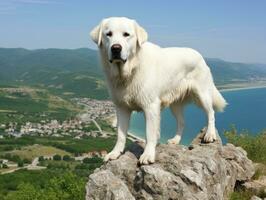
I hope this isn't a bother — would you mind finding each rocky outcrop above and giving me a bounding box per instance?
[86,128,255,200]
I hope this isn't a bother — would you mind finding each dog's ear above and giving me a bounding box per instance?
[90,21,103,46]
[134,21,148,47]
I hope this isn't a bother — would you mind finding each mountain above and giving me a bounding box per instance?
[0,47,266,99]
[206,58,266,85]
[0,48,108,99]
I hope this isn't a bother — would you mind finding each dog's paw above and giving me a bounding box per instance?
[203,129,216,143]
[104,151,121,162]
[167,135,181,145]
[139,148,155,165]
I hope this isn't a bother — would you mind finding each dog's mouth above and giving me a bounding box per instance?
[109,58,127,64]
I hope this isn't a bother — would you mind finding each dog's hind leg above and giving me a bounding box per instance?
[197,90,217,143]
[167,102,184,145]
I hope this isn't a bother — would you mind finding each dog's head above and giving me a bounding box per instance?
[90,17,148,64]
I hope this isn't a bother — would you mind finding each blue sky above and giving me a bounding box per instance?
[0,0,265,63]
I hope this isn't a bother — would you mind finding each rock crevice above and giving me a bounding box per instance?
[86,129,255,200]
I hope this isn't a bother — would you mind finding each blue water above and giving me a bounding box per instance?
[129,87,266,145]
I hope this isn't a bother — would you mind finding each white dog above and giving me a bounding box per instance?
[90,17,227,164]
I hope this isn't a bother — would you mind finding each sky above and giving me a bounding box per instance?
[0,0,265,63]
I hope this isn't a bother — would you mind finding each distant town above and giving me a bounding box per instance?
[0,98,116,139]
[0,98,118,174]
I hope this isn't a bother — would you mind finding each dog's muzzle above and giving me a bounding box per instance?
[110,44,126,63]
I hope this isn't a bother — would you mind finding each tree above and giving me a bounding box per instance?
[23,158,31,164]
[4,172,86,200]
[83,156,103,164]
[12,155,21,163]
[18,160,24,167]
[53,154,61,161]
[63,155,71,161]
[2,164,8,169]
[38,156,44,162]
[5,183,41,200]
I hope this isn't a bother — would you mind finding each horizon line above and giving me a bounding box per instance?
[0,46,265,65]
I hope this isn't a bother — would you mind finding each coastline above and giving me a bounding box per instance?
[218,84,266,92]
[127,132,145,142]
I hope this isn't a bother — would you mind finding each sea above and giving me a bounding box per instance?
[128,87,266,145]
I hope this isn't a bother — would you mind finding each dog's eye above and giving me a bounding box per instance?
[106,31,112,37]
[123,32,130,37]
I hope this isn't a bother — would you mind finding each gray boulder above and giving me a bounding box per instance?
[86,128,255,200]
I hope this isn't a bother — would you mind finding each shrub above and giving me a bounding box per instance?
[224,127,266,164]
[3,145,14,151]
[83,156,103,164]
[2,164,8,169]
[225,127,266,200]
[38,156,44,162]
[17,160,24,167]
[62,155,71,161]
[53,154,61,161]
[47,163,69,170]
[23,158,31,164]
[4,172,86,200]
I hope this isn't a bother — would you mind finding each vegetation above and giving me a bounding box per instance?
[225,127,266,164]
[17,160,24,167]
[0,170,85,200]
[0,134,116,199]
[224,127,266,200]
[0,87,80,123]
[0,48,108,99]
[53,154,61,161]
[0,135,117,155]
[62,155,72,161]
[83,156,103,164]
[1,145,71,162]
[38,156,44,162]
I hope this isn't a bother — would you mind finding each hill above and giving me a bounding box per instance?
[0,48,266,99]
[0,48,107,99]
[0,87,80,123]
[206,58,266,85]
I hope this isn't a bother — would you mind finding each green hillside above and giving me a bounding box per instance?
[0,87,80,123]
[0,48,266,99]
[0,48,108,99]
[206,58,266,85]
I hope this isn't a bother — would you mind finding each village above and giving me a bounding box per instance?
[0,98,116,174]
[0,98,116,139]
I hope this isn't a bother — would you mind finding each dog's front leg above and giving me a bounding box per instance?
[104,106,131,162]
[139,100,160,164]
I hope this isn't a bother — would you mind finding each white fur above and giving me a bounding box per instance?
[90,17,227,164]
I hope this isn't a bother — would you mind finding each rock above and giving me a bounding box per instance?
[86,170,135,200]
[244,175,266,194]
[86,128,255,200]
[250,196,262,200]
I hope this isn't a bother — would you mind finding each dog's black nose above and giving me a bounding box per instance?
[111,44,122,54]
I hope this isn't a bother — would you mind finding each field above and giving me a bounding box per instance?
[3,144,71,161]
[0,86,80,123]
[0,135,119,155]
[0,133,123,199]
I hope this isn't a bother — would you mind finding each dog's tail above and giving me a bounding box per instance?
[212,85,227,112]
